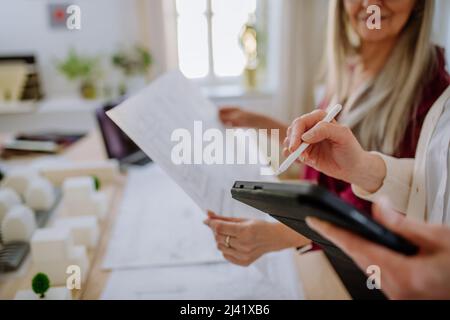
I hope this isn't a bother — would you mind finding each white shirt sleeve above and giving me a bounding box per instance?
[351,152,415,214]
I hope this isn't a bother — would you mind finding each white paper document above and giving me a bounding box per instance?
[102,165,224,269]
[102,250,303,300]
[107,71,277,218]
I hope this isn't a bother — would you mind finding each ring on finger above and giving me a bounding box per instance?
[225,235,231,248]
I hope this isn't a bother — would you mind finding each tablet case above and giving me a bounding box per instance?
[231,181,387,300]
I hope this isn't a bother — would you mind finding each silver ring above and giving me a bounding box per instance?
[225,235,231,248]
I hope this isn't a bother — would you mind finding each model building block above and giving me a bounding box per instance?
[31,226,90,286]
[24,177,56,211]
[33,260,70,286]
[63,176,107,218]
[1,204,36,243]
[68,245,90,282]
[63,176,95,203]
[87,192,107,218]
[53,216,99,248]
[31,227,73,263]
[1,169,39,197]
[33,245,89,286]
[0,188,21,224]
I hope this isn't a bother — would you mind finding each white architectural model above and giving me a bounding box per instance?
[24,176,56,211]
[53,216,99,248]
[31,227,73,263]
[0,188,21,224]
[62,176,107,218]
[31,227,89,286]
[1,169,39,197]
[1,204,36,243]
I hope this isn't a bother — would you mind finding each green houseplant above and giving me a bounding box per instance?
[112,45,153,95]
[57,49,101,99]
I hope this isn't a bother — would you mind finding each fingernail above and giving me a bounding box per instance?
[299,156,305,162]
[302,131,314,140]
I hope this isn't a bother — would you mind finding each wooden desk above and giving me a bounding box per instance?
[0,132,350,300]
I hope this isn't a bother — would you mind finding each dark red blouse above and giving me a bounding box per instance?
[303,48,450,215]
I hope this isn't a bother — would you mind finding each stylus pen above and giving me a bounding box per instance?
[276,104,342,175]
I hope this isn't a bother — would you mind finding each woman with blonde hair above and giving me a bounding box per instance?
[204,0,449,297]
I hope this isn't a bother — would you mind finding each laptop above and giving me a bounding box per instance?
[95,102,152,167]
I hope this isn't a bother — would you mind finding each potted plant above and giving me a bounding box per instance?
[57,49,101,99]
[112,45,153,95]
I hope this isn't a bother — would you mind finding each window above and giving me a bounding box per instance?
[175,0,260,84]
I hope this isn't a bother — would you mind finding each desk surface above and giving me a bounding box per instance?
[0,132,350,300]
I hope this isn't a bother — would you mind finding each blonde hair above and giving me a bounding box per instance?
[325,0,437,155]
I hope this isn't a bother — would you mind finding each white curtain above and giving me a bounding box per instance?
[276,0,329,123]
[135,0,179,80]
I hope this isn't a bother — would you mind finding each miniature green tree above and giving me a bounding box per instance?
[92,175,101,191]
[32,273,50,298]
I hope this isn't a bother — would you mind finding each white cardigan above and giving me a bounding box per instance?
[352,85,450,222]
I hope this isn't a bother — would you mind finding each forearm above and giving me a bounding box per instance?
[268,222,311,252]
[350,152,386,193]
[255,115,288,142]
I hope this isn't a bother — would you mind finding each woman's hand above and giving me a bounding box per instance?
[283,109,386,193]
[219,106,288,141]
[306,200,450,300]
[204,211,310,266]
[219,106,264,128]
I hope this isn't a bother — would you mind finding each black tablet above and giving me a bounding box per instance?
[231,181,419,299]
[231,181,418,256]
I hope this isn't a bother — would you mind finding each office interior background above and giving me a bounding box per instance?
[0,0,450,300]
[1,0,450,130]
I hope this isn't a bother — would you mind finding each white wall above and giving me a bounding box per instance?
[434,0,450,67]
[0,0,141,98]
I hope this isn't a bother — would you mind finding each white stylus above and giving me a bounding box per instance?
[276,104,342,175]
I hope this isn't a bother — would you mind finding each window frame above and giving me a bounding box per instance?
[174,0,268,89]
